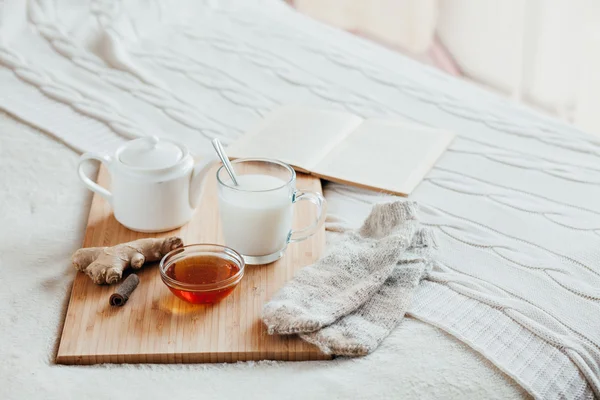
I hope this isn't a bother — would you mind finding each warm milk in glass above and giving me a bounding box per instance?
[219,174,292,256]
[217,158,326,265]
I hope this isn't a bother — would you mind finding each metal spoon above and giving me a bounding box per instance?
[211,138,239,186]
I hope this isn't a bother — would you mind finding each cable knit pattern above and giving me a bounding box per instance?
[0,1,598,399]
[0,46,144,140]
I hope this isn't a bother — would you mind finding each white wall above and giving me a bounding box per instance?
[293,0,600,134]
[294,0,437,52]
[437,0,600,129]
[437,0,526,96]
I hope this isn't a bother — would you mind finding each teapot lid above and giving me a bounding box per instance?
[119,136,184,169]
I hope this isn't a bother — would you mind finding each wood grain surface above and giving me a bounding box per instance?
[56,166,329,364]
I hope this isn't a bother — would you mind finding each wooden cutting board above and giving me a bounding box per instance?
[56,166,329,364]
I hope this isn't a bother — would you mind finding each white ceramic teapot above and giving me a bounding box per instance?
[78,136,217,232]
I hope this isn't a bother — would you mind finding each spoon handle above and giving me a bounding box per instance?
[211,138,239,186]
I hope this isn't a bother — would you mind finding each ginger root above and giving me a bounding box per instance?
[72,237,183,284]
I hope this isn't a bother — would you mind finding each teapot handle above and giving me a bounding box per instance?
[78,153,113,204]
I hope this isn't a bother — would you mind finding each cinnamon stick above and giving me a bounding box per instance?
[109,274,140,306]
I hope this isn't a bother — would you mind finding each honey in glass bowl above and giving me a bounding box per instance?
[160,244,245,304]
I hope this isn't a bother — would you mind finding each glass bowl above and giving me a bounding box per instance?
[159,244,245,304]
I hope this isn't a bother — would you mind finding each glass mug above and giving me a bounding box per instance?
[217,158,327,264]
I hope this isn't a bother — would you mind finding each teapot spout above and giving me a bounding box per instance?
[189,153,219,209]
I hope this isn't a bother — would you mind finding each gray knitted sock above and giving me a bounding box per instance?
[300,228,436,356]
[263,201,418,335]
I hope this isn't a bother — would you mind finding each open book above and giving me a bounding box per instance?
[227,106,455,196]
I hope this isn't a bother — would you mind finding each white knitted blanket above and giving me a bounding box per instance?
[1,1,598,398]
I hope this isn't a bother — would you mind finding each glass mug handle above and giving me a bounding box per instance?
[288,189,327,243]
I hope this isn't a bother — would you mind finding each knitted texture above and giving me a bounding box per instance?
[0,111,531,400]
[300,227,437,356]
[263,201,419,335]
[1,0,598,398]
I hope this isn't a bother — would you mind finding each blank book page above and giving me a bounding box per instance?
[227,107,362,171]
[312,119,454,195]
